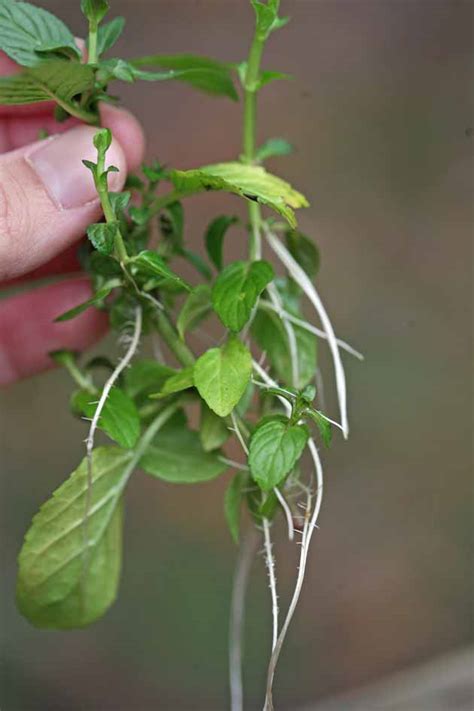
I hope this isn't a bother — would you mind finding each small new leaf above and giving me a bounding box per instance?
[204,215,239,271]
[0,0,80,67]
[81,0,109,24]
[97,16,125,56]
[256,138,293,163]
[87,222,118,256]
[212,260,274,332]
[151,367,194,398]
[307,409,332,448]
[194,336,252,417]
[54,283,118,322]
[248,418,309,491]
[131,251,190,291]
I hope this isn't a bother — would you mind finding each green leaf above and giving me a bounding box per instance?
[77,387,140,449]
[140,413,227,483]
[129,206,151,225]
[256,138,293,162]
[109,190,131,216]
[252,307,317,389]
[81,0,109,24]
[151,367,194,398]
[16,446,132,628]
[98,57,135,83]
[131,54,238,100]
[54,283,117,322]
[179,248,212,281]
[212,260,274,332]
[171,162,308,228]
[236,381,254,417]
[224,473,245,543]
[204,215,239,271]
[248,418,308,491]
[131,251,190,291]
[285,229,320,279]
[257,70,291,89]
[251,0,289,40]
[194,336,252,417]
[87,222,118,256]
[200,402,229,452]
[160,201,184,248]
[88,252,122,277]
[124,360,176,401]
[97,16,125,56]
[0,60,95,117]
[177,285,212,340]
[307,409,332,448]
[0,0,80,67]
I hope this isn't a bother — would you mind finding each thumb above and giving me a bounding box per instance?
[0,125,127,281]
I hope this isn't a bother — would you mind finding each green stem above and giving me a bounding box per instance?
[154,311,195,368]
[87,22,99,66]
[94,154,128,263]
[148,189,193,218]
[242,34,265,261]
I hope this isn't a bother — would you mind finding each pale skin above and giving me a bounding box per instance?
[0,51,145,386]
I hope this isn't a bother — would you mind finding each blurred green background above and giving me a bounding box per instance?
[1,1,472,709]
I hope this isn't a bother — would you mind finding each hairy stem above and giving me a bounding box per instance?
[229,527,260,711]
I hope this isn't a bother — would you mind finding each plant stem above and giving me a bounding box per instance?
[242,34,265,261]
[87,21,99,66]
[94,153,128,263]
[229,527,260,711]
[154,311,195,368]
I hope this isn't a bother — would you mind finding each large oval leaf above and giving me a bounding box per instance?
[17,447,133,628]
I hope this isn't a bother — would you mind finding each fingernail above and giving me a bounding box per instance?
[27,125,125,210]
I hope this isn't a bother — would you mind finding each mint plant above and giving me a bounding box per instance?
[0,1,363,708]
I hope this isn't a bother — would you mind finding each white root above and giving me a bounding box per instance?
[262,517,279,651]
[83,306,142,551]
[274,487,294,542]
[266,282,300,386]
[259,300,364,361]
[263,439,324,710]
[264,226,349,438]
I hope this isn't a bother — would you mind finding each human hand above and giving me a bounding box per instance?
[0,52,145,386]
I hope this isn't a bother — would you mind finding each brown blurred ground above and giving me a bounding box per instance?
[1,1,472,710]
